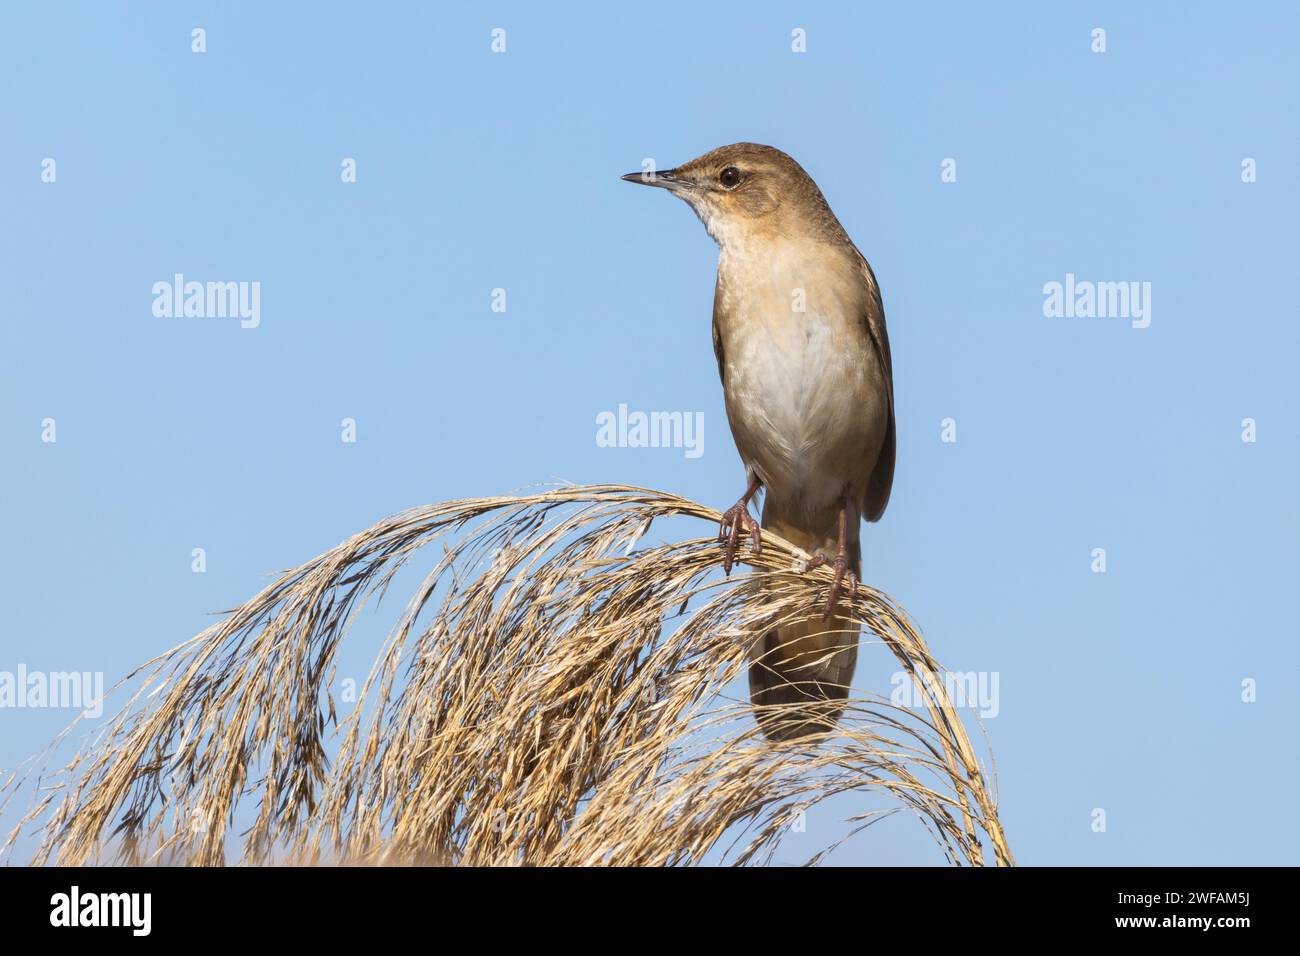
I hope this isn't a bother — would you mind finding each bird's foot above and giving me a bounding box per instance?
[807,551,857,621]
[717,500,761,575]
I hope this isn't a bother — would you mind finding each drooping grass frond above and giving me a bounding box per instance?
[3,484,1013,866]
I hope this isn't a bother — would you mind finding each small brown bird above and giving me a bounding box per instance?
[623,143,895,741]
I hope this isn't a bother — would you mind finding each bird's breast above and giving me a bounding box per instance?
[715,243,888,517]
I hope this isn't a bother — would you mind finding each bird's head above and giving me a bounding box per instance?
[621,142,840,250]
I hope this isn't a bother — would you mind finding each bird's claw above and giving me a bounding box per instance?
[807,552,857,621]
[718,501,761,575]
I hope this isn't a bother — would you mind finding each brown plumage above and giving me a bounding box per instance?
[624,143,895,741]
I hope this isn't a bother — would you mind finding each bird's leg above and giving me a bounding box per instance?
[717,477,762,575]
[807,494,857,621]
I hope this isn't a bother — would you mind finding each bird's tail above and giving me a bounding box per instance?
[748,497,860,742]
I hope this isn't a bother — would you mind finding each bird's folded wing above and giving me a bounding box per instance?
[859,256,895,522]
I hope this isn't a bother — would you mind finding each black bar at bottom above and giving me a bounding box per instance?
[0,865,1273,941]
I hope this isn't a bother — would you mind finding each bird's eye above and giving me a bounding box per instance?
[719,166,743,189]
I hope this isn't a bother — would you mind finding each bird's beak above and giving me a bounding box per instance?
[621,168,688,191]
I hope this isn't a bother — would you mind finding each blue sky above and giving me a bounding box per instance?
[2,2,1297,865]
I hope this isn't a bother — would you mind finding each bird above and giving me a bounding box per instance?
[622,143,895,741]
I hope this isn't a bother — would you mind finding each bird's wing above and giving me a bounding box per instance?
[859,256,895,522]
[711,310,726,385]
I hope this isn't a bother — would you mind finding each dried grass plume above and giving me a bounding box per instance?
[4,484,1013,866]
